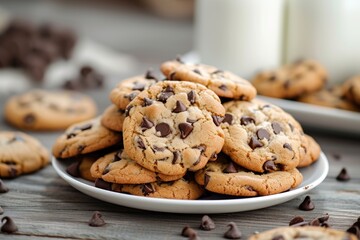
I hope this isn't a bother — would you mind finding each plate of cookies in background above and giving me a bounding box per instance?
[51,59,329,214]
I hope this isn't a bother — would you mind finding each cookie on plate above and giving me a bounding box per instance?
[160,59,257,100]
[252,59,327,99]
[195,153,303,196]
[0,131,49,178]
[221,99,304,173]
[52,117,122,159]
[90,150,184,184]
[248,226,357,240]
[109,70,160,110]
[298,134,321,168]
[342,76,360,106]
[123,80,225,176]
[4,89,97,131]
[100,105,126,132]
[78,156,97,182]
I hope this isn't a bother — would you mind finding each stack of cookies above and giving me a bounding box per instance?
[52,58,321,200]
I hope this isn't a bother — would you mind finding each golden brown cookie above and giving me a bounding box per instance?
[298,135,321,168]
[100,105,126,132]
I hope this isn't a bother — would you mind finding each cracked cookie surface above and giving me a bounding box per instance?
[100,105,126,132]
[123,80,225,176]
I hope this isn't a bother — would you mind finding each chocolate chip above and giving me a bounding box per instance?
[223,162,238,173]
[240,116,255,126]
[141,117,154,131]
[66,161,81,177]
[271,236,285,240]
[176,56,184,63]
[172,151,180,164]
[23,113,35,125]
[309,218,320,226]
[187,90,196,104]
[209,153,217,161]
[169,71,177,80]
[173,100,187,113]
[126,92,138,101]
[212,69,223,75]
[257,128,270,140]
[223,114,233,125]
[102,166,110,175]
[263,160,277,171]
[336,168,350,181]
[143,97,153,107]
[141,183,155,195]
[0,207,3,215]
[89,211,106,227]
[182,225,197,237]
[318,213,330,223]
[224,222,241,239]
[189,234,201,240]
[94,178,112,190]
[158,86,174,103]
[179,123,193,139]
[283,143,293,151]
[193,69,202,76]
[249,136,263,149]
[219,84,227,91]
[155,123,171,137]
[145,69,158,81]
[0,179,9,193]
[132,82,146,91]
[77,145,85,153]
[113,151,122,162]
[212,115,223,126]
[200,215,215,231]
[272,122,282,134]
[137,137,146,149]
[78,123,92,131]
[66,132,77,139]
[268,75,277,81]
[347,226,360,238]
[204,174,211,187]
[289,216,305,226]
[125,105,133,117]
[299,195,315,211]
[153,146,165,152]
[1,216,18,233]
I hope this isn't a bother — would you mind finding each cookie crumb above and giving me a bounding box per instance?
[0,179,9,193]
[1,216,18,233]
[336,168,350,181]
[224,222,242,239]
[299,196,315,211]
[88,211,106,227]
[199,215,215,231]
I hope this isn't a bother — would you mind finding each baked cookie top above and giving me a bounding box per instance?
[4,89,97,131]
[342,76,360,106]
[195,153,303,196]
[0,131,49,178]
[160,59,256,100]
[123,80,225,176]
[109,70,160,110]
[100,105,126,132]
[52,117,122,158]
[252,60,327,99]
[90,150,184,184]
[248,226,357,240]
[221,99,304,173]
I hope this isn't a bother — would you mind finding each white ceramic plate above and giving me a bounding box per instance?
[52,153,328,214]
[258,96,360,135]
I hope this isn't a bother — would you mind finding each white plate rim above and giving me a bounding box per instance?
[52,153,329,214]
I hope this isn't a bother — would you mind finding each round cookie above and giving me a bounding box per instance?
[160,59,257,100]
[298,134,321,168]
[100,105,126,132]
[111,177,204,200]
[52,117,122,158]
[252,59,327,99]
[342,76,360,106]
[248,226,357,240]
[4,89,97,131]
[109,70,160,110]
[123,80,225,176]
[221,99,304,173]
[195,153,303,196]
[298,87,360,112]
[0,131,49,178]
[90,150,184,184]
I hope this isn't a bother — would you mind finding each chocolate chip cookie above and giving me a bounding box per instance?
[100,105,126,132]
[123,80,225,176]
[52,118,122,158]
[298,135,321,168]
[4,89,97,131]
[342,76,360,106]
[221,99,304,173]
[0,131,49,178]
[195,153,303,196]
[248,226,357,240]
[160,59,257,100]
[252,60,327,99]
[90,150,184,184]
[109,70,160,110]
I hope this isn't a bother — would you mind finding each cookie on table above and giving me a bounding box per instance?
[248,226,357,240]
[160,59,257,100]
[109,70,160,110]
[342,76,360,106]
[298,134,321,168]
[90,150,184,184]
[100,105,126,132]
[4,89,97,131]
[252,59,327,99]
[297,87,360,112]
[123,80,225,176]
[111,176,204,200]
[221,99,304,173]
[0,131,49,178]
[52,117,122,159]
[195,153,302,196]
